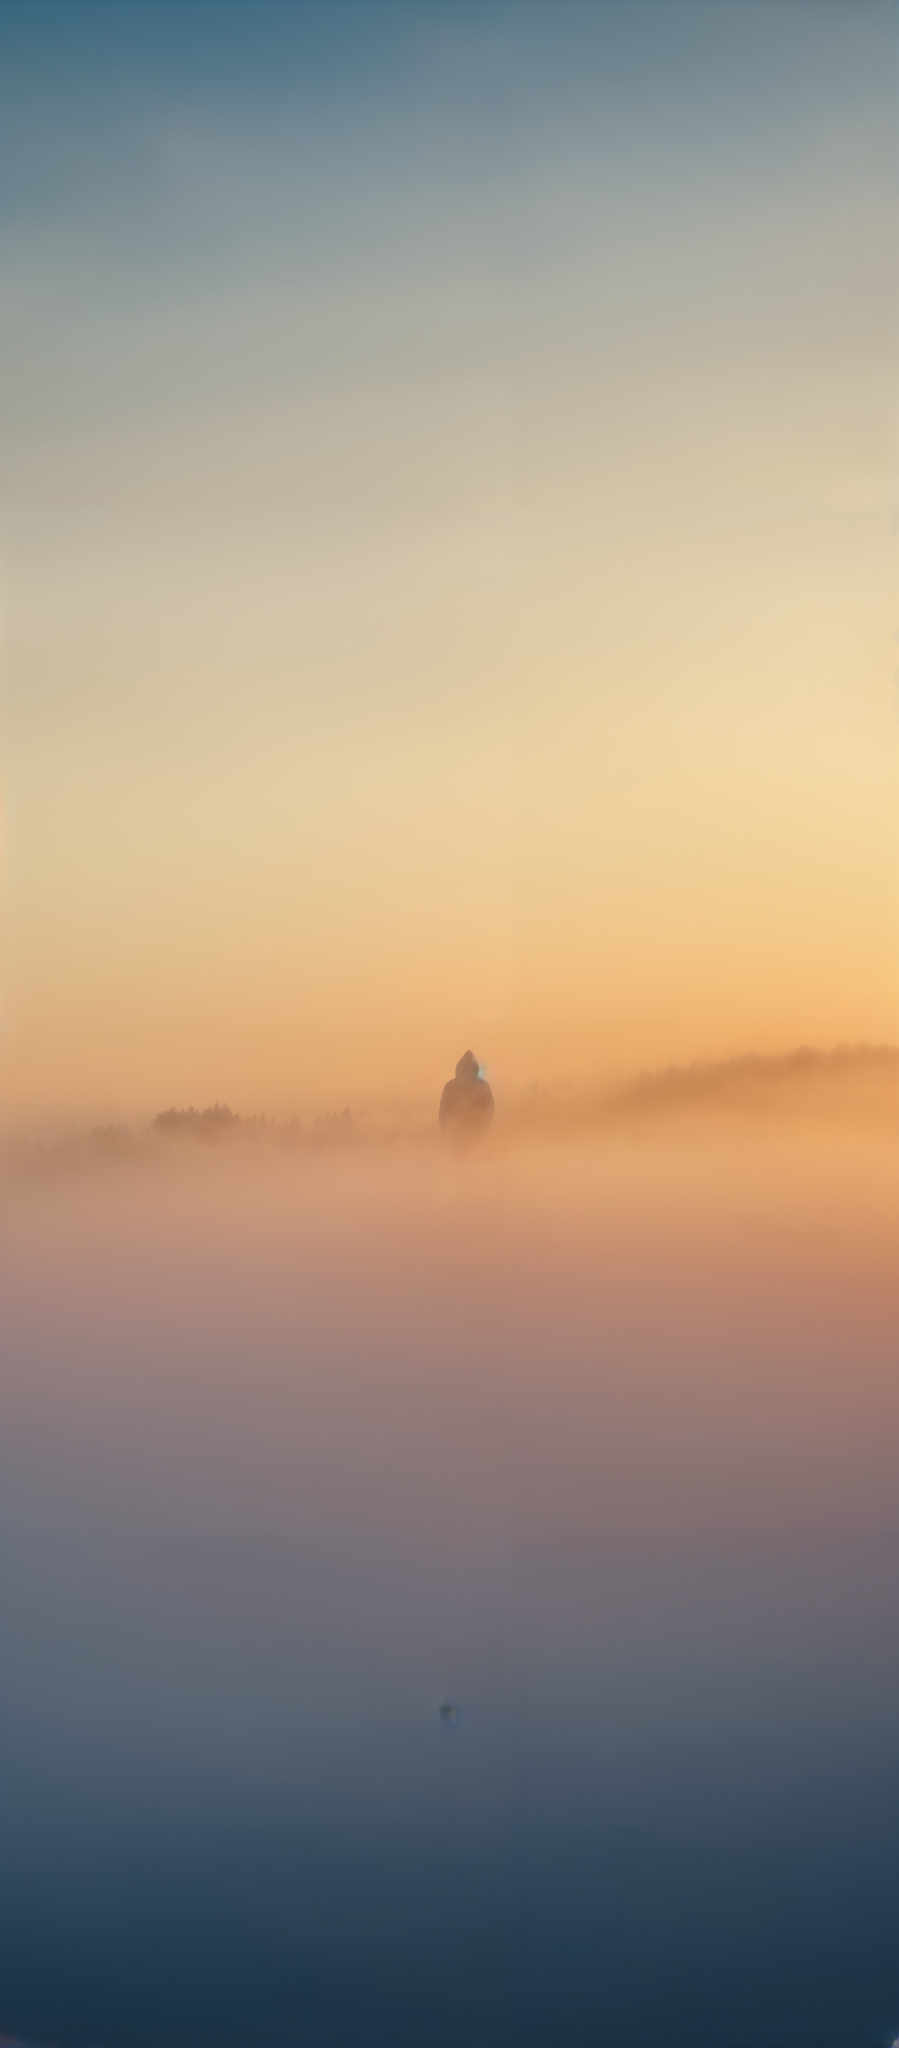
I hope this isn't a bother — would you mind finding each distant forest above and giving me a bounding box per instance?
[6,1043,899,1183]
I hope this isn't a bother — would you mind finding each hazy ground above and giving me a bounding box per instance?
[3,1127,899,2045]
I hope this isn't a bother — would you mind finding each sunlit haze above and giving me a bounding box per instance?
[2,6,898,2047]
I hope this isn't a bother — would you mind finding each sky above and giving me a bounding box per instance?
[2,0,895,1120]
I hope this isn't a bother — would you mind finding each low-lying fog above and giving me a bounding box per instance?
[3,1129,899,2046]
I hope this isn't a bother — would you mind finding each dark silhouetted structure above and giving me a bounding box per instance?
[439,1051,494,1143]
